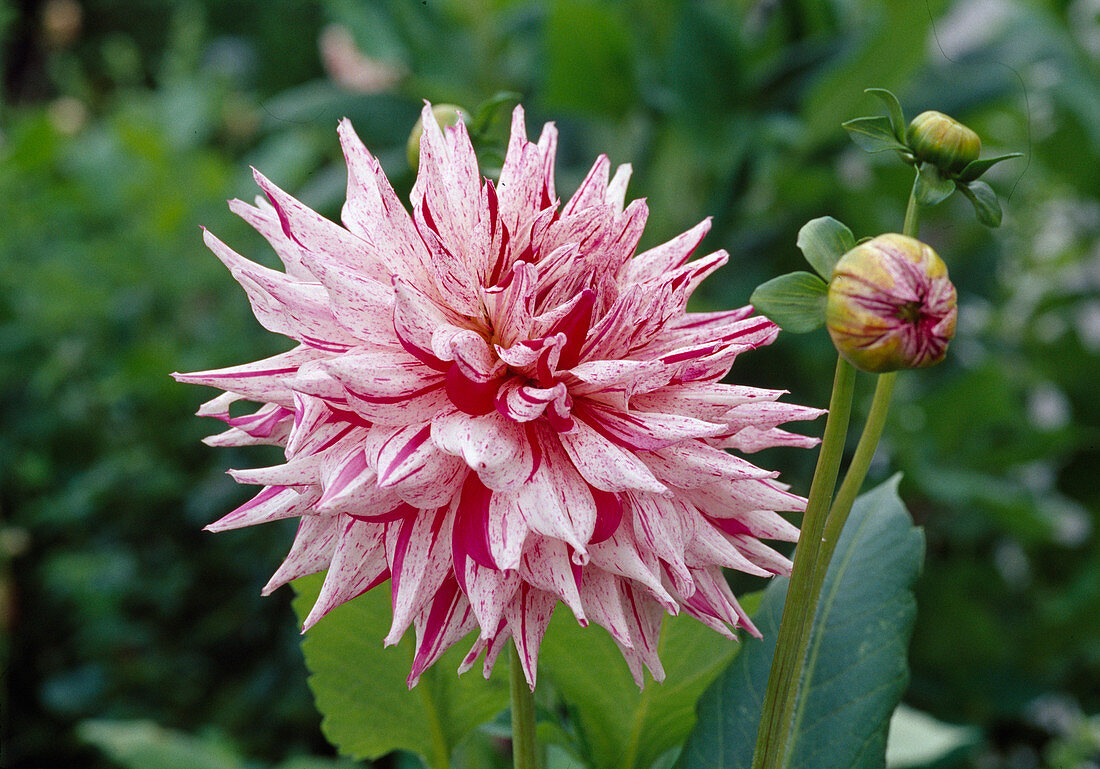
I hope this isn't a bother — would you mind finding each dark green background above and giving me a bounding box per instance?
[2,0,1098,767]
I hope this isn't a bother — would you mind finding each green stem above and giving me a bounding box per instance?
[510,642,540,769]
[812,371,896,589]
[809,177,918,647]
[751,357,856,769]
[903,176,920,237]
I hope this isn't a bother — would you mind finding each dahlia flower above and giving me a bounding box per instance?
[175,104,823,688]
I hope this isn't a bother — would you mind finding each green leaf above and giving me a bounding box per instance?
[749,272,828,334]
[675,477,925,769]
[292,576,509,768]
[864,88,907,143]
[958,181,1003,227]
[885,704,979,768]
[796,217,856,280]
[914,163,955,207]
[956,152,1024,183]
[539,594,762,769]
[842,116,909,154]
[77,720,248,769]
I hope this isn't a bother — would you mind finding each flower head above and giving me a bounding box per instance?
[174,104,822,688]
[826,233,957,373]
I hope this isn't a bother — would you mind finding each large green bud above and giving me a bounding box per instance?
[826,234,957,373]
[906,110,981,176]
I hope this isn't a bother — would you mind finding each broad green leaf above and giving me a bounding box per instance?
[865,88,907,143]
[885,704,979,768]
[77,720,247,769]
[958,181,1003,227]
[796,217,856,280]
[956,152,1024,184]
[675,477,925,769]
[540,593,763,769]
[842,116,909,154]
[292,576,509,768]
[914,163,955,207]
[749,272,828,334]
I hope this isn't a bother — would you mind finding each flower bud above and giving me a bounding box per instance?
[906,110,981,176]
[826,234,957,373]
[407,104,467,168]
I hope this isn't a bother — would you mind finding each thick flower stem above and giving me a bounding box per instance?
[510,642,541,769]
[812,370,896,594]
[751,357,856,769]
[809,179,919,633]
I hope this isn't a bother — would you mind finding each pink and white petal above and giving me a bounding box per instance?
[723,401,828,431]
[302,516,389,629]
[577,567,634,648]
[617,584,666,685]
[337,119,431,278]
[317,444,403,514]
[510,428,596,553]
[586,529,676,611]
[724,534,794,577]
[520,537,586,623]
[576,402,727,451]
[688,477,807,519]
[639,442,777,489]
[606,163,632,212]
[228,453,325,487]
[205,485,320,532]
[689,566,759,637]
[620,218,711,284]
[431,410,535,491]
[561,155,610,217]
[408,578,477,687]
[174,346,327,408]
[385,506,454,645]
[486,492,529,571]
[495,378,569,423]
[505,584,557,689]
[327,349,448,425]
[717,426,822,453]
[628,493,694,596]
[557,420,668,495]
[203,228,354,349]
[252,168,393,284]
[462,561,521,639]
[482,262,536,347]
[392,278,451,369]
[230,196,315,280]
[685,516,772,576]
[262,515,341,594]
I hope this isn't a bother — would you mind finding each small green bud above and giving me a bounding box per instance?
[826,234,957,373]
[407,104,468,169]
[906,110,982,176]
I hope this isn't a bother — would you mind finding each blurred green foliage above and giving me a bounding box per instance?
[2,0,1098,767]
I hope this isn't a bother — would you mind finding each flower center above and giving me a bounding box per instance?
[894,300,923,325]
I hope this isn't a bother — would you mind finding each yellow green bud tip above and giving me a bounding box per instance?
[826,233,958,373]
[407,104,468,169]
[906,110,982,176]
